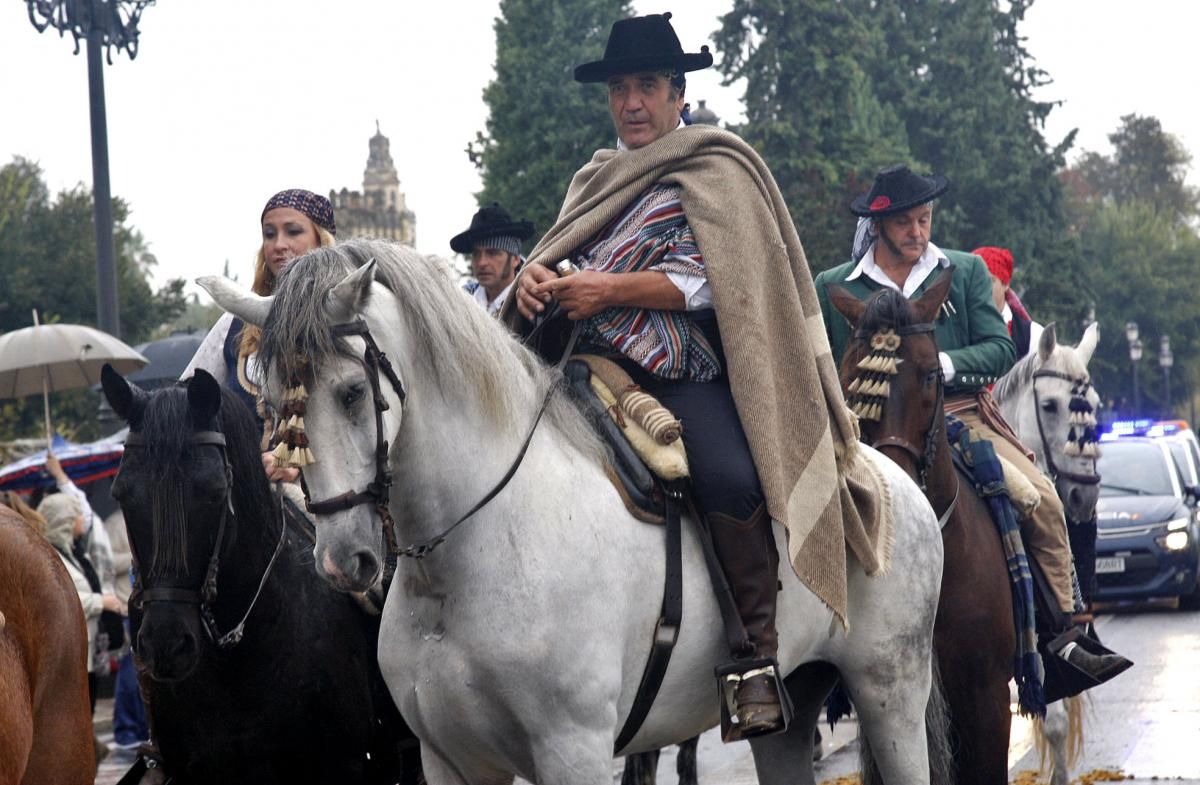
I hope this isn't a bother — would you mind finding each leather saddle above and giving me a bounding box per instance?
[562,358,687,523]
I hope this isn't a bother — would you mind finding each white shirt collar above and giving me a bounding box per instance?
[473,278,516,316]
[1001,302,1013,324]
[845,241,948,298]
[617,118,685,152]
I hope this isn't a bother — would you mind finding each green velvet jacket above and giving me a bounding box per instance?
[814,247,1016,395]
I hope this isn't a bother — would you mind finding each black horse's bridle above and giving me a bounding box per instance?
[1031,369,1102,487]
[302,318,558,561]
[853,321,944,492]
[126,429,287,650]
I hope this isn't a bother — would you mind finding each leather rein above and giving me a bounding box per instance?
[1031,369,1102,487]
[125,430,288,650]
[302,318,562,561]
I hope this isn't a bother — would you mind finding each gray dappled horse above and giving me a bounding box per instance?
[201,238,948,785]
[993,323,1103,785]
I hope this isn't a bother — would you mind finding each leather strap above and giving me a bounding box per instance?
[613,485,683,754]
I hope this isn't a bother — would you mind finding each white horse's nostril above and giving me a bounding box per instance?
[322,550,344,580]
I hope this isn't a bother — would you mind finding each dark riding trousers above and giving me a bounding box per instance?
[595,310,764,521]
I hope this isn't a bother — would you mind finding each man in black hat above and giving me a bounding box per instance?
[505,12,874,740]
[452,203,535,317]
[815,165,1129,688]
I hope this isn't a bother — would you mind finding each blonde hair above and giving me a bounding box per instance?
[1,491,47,535]
[239,224,337,359]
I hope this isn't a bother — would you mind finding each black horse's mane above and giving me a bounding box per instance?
[137,384,275,575]
[858,287,917,337]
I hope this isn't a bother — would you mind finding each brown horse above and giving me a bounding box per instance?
[0,505,94,785]
[827,271,1016,785]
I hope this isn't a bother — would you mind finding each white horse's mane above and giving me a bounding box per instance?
[257,238,607,465]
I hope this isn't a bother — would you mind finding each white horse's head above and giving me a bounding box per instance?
[199,246,407,592]
[199,239,570,593]
[995,322,1102,523]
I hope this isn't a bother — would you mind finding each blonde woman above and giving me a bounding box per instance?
[184,189,336,481]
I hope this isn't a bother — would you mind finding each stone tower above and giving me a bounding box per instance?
[330,122,417,245]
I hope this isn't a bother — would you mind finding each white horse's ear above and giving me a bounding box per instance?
[327,259,378,322]
[1077,321,1100,366]
[1038,321,1058,363]
[197,276,274,327]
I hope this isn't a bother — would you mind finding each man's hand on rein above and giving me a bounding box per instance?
[515,264,559,320]
[262,451,300,483]
[533,270,615,320]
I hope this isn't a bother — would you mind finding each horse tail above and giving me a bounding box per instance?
[859,656,954,785]
[1034,694,1086,783]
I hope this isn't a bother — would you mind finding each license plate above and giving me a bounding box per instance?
[1096,557,1126,574]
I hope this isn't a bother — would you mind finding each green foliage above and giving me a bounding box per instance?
[1072,114,1200,225]
[471,0,633,238]
[715,0,1080,295]
[1062,116,1200,416]
[714,0,916,272]
[0,157,187,441]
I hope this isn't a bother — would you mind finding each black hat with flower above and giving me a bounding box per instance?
[850,165,949,218]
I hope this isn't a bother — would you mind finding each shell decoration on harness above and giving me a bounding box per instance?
[847,328,901,422]
[1064,377,1100,458]
[270,373,316,468]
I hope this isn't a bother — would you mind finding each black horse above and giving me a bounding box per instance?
[102,366,422,785]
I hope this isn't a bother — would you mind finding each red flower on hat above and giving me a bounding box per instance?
[869,196,892,211]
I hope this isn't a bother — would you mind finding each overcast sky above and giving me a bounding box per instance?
[1,1,1196,304]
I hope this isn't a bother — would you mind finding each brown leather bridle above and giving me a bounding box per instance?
[303,319,407,557]
[302,317,559,561]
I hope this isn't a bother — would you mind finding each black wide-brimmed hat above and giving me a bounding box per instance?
[449,203,535,255]
[850,165,950,218]
[574,12,713,84]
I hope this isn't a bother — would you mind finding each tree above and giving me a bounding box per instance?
[1060,116,1200,416]
[1070,114,1199,225]
[714,0,916,272]
[470,0,633,238]
[0,157,186,441]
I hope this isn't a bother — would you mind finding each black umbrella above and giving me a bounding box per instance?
[126,330,207,389]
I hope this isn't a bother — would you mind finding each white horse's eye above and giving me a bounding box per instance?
[1040,399,1058,413]
[341,384,367,409]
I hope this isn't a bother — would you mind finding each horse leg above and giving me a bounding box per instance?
[620,750,661,785]
[0,668,33,785]
[749,661,839,785]
[675,736,698,785]
[845,655,935,785]
[936,652,1010,785]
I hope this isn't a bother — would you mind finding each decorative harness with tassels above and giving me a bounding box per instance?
[1031,369,1102,487]
[126,430,288,650]
[848,323,946,494]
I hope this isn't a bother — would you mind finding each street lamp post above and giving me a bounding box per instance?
[1126,321,1142,417]
[25,0,156,339]
[1160,335,1174,418]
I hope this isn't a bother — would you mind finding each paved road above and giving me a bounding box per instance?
[94,604,1200,785]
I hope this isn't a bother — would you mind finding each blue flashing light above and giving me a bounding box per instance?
[1104,419,1187,439]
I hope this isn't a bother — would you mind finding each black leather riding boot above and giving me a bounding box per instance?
[708,503,784,735]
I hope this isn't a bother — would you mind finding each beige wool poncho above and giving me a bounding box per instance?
[505,125,892,627]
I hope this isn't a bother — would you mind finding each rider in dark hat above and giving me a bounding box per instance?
[816,165,1131,690]
[452,203,534,316]
[506,12,872,740]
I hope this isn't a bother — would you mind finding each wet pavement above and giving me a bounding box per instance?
[93,604,1200,784]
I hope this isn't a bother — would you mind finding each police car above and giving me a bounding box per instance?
[1095,420,1200,606]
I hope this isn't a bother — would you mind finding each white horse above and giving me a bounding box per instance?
[201,239,946,785]
[993,322,1101,785]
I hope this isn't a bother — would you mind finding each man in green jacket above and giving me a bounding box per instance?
[815,165,1125,682]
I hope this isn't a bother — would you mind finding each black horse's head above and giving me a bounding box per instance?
[102,366,271,682]
[826,268,953,484]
